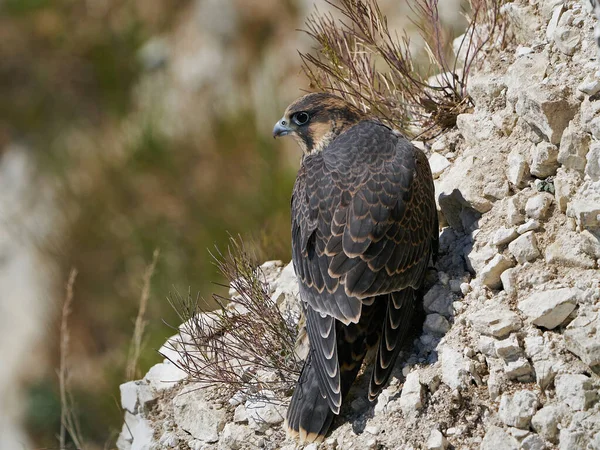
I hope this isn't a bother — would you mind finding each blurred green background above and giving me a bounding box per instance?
[1,0,306,447]
[0,0,464,448]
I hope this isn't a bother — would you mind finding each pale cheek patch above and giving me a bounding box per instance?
[309,122,335,154]
[310,131,334,155]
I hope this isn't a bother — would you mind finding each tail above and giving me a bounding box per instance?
[286,301,386,442]
[285,351,335,443]
[369,288,425,400]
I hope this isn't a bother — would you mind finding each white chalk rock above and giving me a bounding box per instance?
[508,231,540,264]
[173,385,227,443]
[400,371,425,416]
[554,373,598,411]
[518,288,579,329]
[499,390,539,429]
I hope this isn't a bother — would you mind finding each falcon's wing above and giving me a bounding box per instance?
[291,121,437,414]
[292,121,438,326]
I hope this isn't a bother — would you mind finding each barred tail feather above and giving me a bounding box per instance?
[369,288,425,401]
[285,352,335,443]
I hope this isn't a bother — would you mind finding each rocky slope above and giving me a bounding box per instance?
[117,1,600,449]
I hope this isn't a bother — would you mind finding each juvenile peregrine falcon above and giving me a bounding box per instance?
[273,93,438,442]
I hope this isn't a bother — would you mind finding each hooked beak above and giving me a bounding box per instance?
[273,119,292,138]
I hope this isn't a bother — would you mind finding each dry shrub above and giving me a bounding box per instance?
[301,0,507,138]
[164,238,300,396]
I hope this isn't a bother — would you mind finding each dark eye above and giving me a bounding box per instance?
[293,112,310,126]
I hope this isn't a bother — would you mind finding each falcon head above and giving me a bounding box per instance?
[273,93,366,154]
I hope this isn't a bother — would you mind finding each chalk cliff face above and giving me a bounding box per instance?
[118,1,600,449]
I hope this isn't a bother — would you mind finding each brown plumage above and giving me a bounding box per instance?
[273,93,438,442]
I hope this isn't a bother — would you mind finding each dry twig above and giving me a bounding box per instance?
[126,249,160,381]
[164,238,300,396]
[58,268,85,450]
[301,0,506,138]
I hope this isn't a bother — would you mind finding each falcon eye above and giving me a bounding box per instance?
[293,112,310,126]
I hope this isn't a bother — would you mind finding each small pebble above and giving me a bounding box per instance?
[460,283,471,295]
[517,219,540,234]
[516,46,534,56]
[365,425,380,435]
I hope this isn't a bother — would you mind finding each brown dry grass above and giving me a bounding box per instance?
[126,249,160,381]
[301,0,507,139]
[59,268,85,450]
[164,237,300,396]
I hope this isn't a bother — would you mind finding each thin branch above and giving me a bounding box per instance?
[58,268,85,450]
[300,0,507,139]
[126,249,160,381]
[165,237,300,397]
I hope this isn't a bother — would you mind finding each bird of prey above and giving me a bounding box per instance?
[273,93,438,442]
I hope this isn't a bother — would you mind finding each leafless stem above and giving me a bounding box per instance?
[58,268,85,450]
[126,248,160,381]
[301,0,506,139]
[165,237,300,397]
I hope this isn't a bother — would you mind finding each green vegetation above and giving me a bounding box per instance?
[1,1,295,448]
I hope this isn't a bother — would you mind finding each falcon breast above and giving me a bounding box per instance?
[273,93,439,442]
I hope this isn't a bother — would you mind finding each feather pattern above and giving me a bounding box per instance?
[283,94,438,442]
[291,120,437,322]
